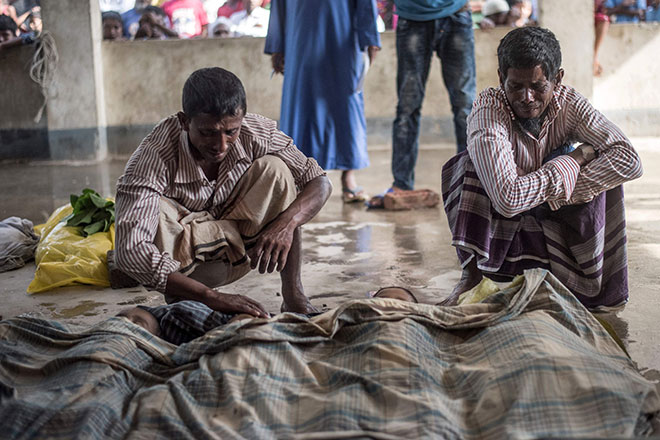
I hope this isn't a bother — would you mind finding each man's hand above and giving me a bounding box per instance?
[165,271,269,317]
[478,17,496,30]
[271,52,284,74]
[568,144,598,166]
[205,290,269,318]
[247,220,294,273]
[246,175,331,274]
[367,45,380,65]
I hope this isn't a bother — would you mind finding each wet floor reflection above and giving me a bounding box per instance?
[0,160,126,223]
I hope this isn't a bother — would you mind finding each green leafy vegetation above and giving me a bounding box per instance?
[64,188,115,237]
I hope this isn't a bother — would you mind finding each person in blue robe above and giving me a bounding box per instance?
[265,0,381,203]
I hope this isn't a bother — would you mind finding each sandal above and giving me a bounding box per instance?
[342,186,368,204]
[365,188,394,209]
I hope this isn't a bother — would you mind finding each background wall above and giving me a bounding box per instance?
[593,23,660,136]
[100,25,593,156]
[0,47,49,161]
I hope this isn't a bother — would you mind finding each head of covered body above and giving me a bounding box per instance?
[497,27,564,121]
[117,307,161,337]
[372,286,419,303]
[177,67,248,165]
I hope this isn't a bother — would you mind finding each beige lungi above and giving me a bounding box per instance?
[154,156,297,299]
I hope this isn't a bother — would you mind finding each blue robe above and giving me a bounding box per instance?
[265,0,381,171]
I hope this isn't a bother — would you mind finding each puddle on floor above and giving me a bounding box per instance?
[309,292,351,300]
[117,296,149,306]
[42,300,107,319]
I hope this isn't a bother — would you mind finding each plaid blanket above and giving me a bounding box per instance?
[1,269,658,439]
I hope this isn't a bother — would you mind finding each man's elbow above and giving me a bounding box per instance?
[630,157,644,180]
[618,149,644,181]
[313,175,333,204]
[491,196,522,218]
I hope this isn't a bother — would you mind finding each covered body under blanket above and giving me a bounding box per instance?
[0,269,658,439]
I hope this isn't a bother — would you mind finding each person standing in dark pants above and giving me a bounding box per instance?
[369,0,476,208]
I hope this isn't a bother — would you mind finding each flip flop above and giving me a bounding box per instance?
[365,187,394,209]
[342,186,368,204]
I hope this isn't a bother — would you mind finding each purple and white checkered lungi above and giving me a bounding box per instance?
[442,151,629,308]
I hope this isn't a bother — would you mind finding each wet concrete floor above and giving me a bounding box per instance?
[1,141,659,390]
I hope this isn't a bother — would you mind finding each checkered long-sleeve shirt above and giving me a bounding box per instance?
[115,113,325,292]
[466,85,643,218]
[141,301,235,345]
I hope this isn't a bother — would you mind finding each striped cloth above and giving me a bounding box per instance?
[0,269,658,439]
[442,84,643,308]
[115,113,325,292]
[141,300,235,345]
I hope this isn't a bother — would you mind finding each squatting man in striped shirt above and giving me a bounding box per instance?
[440,27,643,309]
[114,67,332,317]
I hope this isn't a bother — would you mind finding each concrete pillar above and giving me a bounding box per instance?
[537,0,594,98]
[41,0,107,161]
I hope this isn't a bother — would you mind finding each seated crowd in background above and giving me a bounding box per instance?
[98,0,545,42]
[603,0,660,23]
[97,0,660,43]
[476,0,537,29]
[0,0,41,48]
[100,0,273,40]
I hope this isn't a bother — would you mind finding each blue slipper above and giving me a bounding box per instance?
[365,188,394,209]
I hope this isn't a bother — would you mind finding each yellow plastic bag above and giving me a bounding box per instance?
[27,204,114,293]
[457,275,524,305]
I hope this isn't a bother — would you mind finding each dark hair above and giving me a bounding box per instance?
[102,11,123,23]
[0,15,18,33]
[143,5,167,18]
[374,286,419,303]
[497,27,562,81]
[182,67,247,118]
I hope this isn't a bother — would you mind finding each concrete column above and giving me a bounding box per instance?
[41,0,107,161]
[537,0,594,98]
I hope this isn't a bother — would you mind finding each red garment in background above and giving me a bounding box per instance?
[162,0,208,38]
[217,0,271,18]
[595,0,611,23]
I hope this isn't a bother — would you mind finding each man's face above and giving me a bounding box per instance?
[178,111,244,165]
[103,19,123,40]
[0,29,16,43]
[499,65,563,120]
[139,12,165,38]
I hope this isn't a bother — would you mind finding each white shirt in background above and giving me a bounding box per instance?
[229,6,269,37]
[99,0,135,13]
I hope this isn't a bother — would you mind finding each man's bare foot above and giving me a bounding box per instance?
[437,260,482,306]
[280,296,319,314]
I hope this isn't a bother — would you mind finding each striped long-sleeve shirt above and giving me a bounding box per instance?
[466,84,643,218]
[115,113,325,292]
